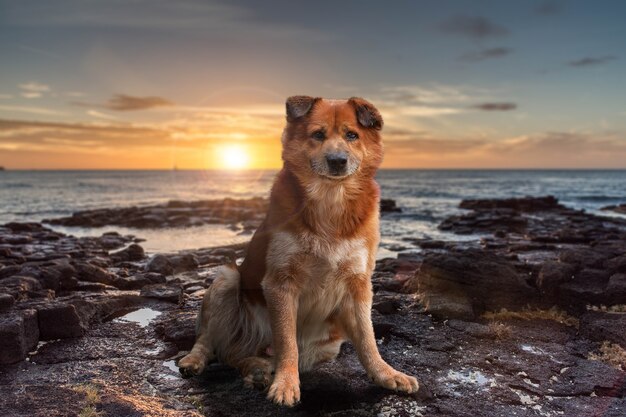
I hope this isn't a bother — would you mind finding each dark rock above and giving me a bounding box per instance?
[408,249,536,319]
[43,197,269,230]
[0,265,21,279]
[536,261,576,296]
[0,275,42,299]
[601,203,626,215]
[154,311,196,350]
[74,261,116,286]
[605,273,626,304]
[460,195,561,212]
[605,254,626,274]
[146,254,173,275]
[0,309,39,364]
[37,302,86,340]
[373,299,398,315]
[0,292,15,311]
[169,254,199,273]
[111,244,145,262]
[140,284,183,304]
[579,311,626,348]
[380,199,401,213]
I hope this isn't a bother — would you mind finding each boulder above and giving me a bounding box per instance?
[408,249,536,319]
[0,292,15,311]
[111,244,145,262]
[37,302,86,340]
[74,261,116,286]
[146,254,173,275]
[0,309,39,364]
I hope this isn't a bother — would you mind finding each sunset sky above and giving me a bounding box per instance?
[1,0,625,169]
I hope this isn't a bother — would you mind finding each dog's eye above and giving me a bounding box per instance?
[311,130,326,141]
[345,131,359,141]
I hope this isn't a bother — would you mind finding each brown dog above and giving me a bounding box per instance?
[178,96,419,406]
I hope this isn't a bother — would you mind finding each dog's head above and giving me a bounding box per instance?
[282,96,383,181]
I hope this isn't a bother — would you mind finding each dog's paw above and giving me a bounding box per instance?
[267,372,300,407]
[178,353,206,378]
[372,367,419,394]
[243,366,274,391]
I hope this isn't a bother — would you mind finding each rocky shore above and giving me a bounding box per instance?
[1,196,625,417]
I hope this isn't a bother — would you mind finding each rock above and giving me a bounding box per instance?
[37,302,86,340]
[579,311,626,348]
[154,311,196,350]
[605,254,626,274]
[140,284,183,304]
[0,292,15,311]
[0,275,42,299]
[605,273,626,304]
[169,254,199,273]
[536,261,576,297]
[601,203,626,215]
[146,254,173,275]
[380,199,401,213]
[0,309,39,364]
[74,262,116,286]
[43,197,269,230]
[408,249,536,319]
[373,299,399,315]
[459,195,562,212]
[111,244,145,262]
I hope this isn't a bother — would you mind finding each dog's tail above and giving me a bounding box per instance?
[201,264,271,366]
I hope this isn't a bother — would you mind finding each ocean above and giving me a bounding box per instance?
[1,170,625,255]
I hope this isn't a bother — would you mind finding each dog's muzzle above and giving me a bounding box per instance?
[325,152,348,176]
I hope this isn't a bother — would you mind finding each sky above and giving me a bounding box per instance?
[1,0,625,169]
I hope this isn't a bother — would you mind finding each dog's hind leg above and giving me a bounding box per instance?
[237,356,274,390]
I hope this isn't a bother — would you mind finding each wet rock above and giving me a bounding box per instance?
[601,203,626,215]
[111,243,145,262]
[154,311,196,350]
[141,284,183,304]
[115,272,165,290]
[605,254,626,274]
[36,302,86,340]
[43,197,269,230]
[380,198,401,213]
[0,309,38,364]
[460,195,562,212]
[408,249,535,319]
[579,311,626,348]
[146,254,198,276]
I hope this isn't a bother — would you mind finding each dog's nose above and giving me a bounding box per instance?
[326,153,348,172]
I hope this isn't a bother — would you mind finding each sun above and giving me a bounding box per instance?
[217,144,250,169]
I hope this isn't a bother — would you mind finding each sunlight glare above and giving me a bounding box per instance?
[218,145,250,170]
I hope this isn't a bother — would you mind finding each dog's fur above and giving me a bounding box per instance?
[178,96,419,406]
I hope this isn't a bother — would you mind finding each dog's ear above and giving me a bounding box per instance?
[286,96,318,122]
[349,97,383,130]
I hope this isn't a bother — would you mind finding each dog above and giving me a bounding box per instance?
[178,96,419,406]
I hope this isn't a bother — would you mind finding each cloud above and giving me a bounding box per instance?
[18,81,50,99]
[568,56,618,67]
[0,105,65,116]
[86,110,118,120]
[472,102,517,111]
[535,1,563,16]
[439,15,509,39]
[460,47,512,62]
[73,94,175,111]
[104,94,174,111]
[0,94,13,99]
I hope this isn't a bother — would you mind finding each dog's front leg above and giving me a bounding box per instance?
[263,279,300,407]
[342,274,419,393]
